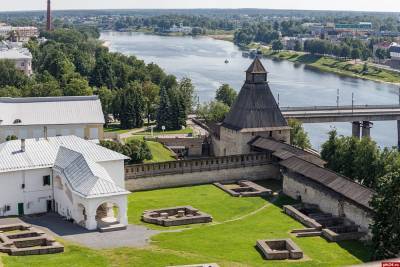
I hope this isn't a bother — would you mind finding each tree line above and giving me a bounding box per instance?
[0,27,194,131]
[320,130,400,259]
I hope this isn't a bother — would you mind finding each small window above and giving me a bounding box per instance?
[5,205,11,211]
[43,175,51,186]
[21,183,25,189]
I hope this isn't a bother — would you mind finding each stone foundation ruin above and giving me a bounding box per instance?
[284,203,365,241]
[0,223,64,256]
[142,206,212,226]
[256,239,303,260]
[214,180,272,197]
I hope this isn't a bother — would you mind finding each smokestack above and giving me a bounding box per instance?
[21,139,26,152]
[46,0,52,31]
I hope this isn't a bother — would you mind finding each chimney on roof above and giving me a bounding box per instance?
[21,139,26,152]
[44,126,48,140]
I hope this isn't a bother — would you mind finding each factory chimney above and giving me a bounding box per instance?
[46,0,52,31]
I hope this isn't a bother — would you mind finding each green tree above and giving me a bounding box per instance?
[321,131,383,187]
[340,45,351,59]
[0,86,22,97]
[63,78,93,96]
[375,48,387,63]
[216,84,237,107]
[99,139,152,164]
[351,48,361,63]
[97,86,114,125]
[142,81,160,124]
[156,87,173,130]
[272,40,284,51]
[370,172,400,260]
[288,119,311,149]
[176,77,195,114]
[118,82,145,129]
[197,101,230,123]
[294,40,303,52]
[0,60,29,88]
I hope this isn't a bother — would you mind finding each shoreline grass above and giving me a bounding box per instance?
[262,49,400,84]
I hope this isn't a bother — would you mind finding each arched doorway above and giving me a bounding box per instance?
[95,202,121,228]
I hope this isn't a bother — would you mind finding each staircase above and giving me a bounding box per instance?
[97,217,127,233]
[99,223,127,233]
[291,228,322,237]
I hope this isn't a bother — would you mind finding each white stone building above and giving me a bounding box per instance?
[0,25,39,42]
[0,43,33,75]
[0,136,129,231]
[0,96,105,142]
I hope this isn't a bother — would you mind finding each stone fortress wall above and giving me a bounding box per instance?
[125,153,280,191]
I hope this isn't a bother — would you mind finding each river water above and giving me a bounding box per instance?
[101,31,400,149]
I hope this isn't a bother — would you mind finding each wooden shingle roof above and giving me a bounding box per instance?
[246,57,267,74]
[279,156,374,211]
[222,83,288,132]
[249,136,326,167]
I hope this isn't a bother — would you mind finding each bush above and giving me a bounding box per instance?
[100,140,152,164]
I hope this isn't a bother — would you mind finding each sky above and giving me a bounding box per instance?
[1,0,400,13]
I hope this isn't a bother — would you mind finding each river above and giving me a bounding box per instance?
[101,31,400,150]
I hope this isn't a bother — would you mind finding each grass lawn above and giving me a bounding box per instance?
[2,184,373,267]
[132,127,194,136]
[104,125,138,134]
[145,141,176,163]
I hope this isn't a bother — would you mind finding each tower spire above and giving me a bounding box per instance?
[46,0,52,31]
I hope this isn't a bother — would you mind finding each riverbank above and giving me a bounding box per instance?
[258,48,400,84]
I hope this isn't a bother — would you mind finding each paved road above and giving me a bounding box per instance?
[0,213,160,249]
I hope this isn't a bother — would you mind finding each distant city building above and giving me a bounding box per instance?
[0,96,105,142]
[334,22,372,33]
[0,25,39,42]
[168,23,192,34]
[389,43,400,60]
[0,41,33,75]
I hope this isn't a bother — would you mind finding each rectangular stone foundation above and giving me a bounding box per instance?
[142,206,212,227]
[256,239,303,260]
[0,223,64,256]
[214,180,272,197]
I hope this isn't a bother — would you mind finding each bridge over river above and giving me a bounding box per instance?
[281,104,400,147]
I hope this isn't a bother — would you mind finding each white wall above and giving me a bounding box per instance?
[213,126,290,156]
[126,164,280,191]
[99,160,126,189]
[0,168,52,216]
[0,124,101,142]
[283,173,372,235]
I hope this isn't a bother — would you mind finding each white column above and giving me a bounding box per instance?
[118,198,128,226]
[86,213,98,230]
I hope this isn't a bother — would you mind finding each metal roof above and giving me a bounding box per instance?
[54,147,129,198]
[0,49,32,60]
[249,136,326,167]
[0,135,129,173]
[0,96,104,126]
[279,156,374,211]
